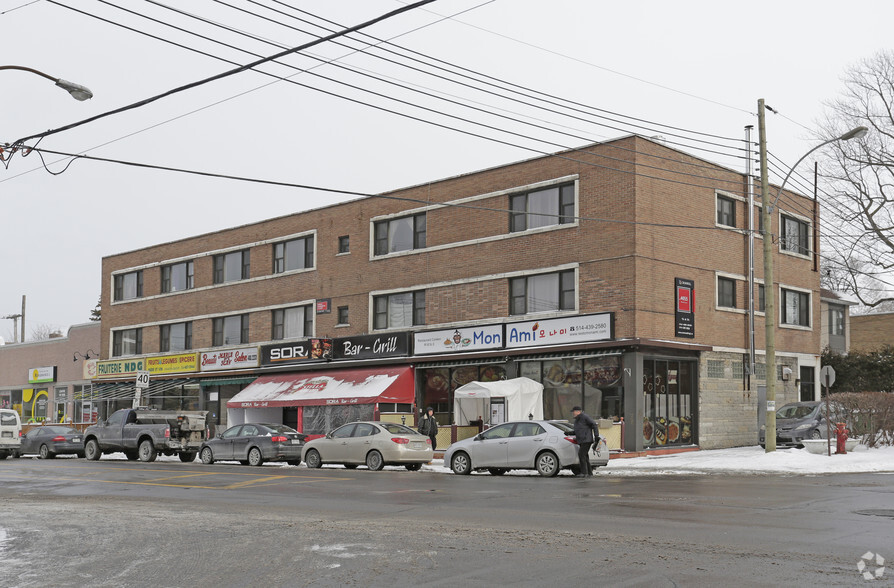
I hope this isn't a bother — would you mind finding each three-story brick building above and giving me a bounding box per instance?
[94,136,820,451]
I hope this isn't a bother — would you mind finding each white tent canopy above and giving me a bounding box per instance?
[453,377,544,425]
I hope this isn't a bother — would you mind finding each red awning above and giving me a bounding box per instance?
[226,366,414,409]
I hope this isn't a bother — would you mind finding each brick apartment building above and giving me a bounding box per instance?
[89,135,821,451]
[850,311,894,352]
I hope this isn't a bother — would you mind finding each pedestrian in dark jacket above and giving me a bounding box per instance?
[571,406,598,477]
[418,407,439,450]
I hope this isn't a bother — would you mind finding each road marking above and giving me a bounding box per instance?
[223,475,292,489]
[143,472,222,483]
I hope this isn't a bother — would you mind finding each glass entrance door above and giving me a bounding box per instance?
[643,359,695,448]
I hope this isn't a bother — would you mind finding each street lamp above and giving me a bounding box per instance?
[0,65,93,101]
[758,97,867,453]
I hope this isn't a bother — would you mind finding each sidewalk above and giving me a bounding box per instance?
[427,444,894,476]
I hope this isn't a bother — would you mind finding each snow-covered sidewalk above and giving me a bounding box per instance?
[423,444,894,476]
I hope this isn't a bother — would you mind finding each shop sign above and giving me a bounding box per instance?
[261,339,332,366]
[505,313,613,348]
[414,325,504,355]
[333,332,409,360]
[146,353,198,375]
[675,277,695,338]
[82,359,98,380]
[200,347,259,372]
[316,299,331,314]
[96,358,147,378]
[28,366,56,384]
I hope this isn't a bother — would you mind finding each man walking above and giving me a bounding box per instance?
[571,406,598,478]
[418,406,439,450]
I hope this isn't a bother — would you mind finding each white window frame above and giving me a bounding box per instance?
[778,210,812,259]
[714,272,746,314]
[779,284,812,330]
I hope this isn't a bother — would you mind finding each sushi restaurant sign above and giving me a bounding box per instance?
[414,324,504,355]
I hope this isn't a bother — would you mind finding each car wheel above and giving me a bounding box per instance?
[85,439,101,461]
[487,468,507,476]
[535,451,560,477]
[248,447,264,466]
[305,449,322,469]
[138,439,157,462]
[39,444,54,459]
[200,447,214,464]
[179,451,197,463]
[450,452,472,475]
[405,463,422,471]
[810,429,822,440]
[366,450,384,471]
[344,464,358,469]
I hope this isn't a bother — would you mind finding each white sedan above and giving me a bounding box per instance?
[443,420,609,477]
[302,421,433,471]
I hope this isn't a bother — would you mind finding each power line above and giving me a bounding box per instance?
[10,0,439,148]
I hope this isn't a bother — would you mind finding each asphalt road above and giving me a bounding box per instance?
[1,457,892,587]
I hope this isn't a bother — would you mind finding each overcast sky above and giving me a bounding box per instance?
[1,0,891,342]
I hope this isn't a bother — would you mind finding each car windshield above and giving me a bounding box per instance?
[777,404,817,419]
[549,421,573,433]
[264,424,298,434]
[381,423,418,435]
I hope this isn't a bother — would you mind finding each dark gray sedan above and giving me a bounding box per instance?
[199,423,306,466]
[14,426,84,459]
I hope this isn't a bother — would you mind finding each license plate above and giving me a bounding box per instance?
[291,439,301,445]
[1,432,11,438]
[412,442,424,449]
[72,437,81,443]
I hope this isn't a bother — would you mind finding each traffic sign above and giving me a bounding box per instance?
[135,370,150,389]
[820,365,836,388]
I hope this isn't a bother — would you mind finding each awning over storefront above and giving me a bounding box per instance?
[225,366,414,409]
[78,378,196,401]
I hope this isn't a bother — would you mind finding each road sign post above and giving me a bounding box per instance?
[134,370,150,408]
[821,366,836,457]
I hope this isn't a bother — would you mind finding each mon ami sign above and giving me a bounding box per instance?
[505,313,613,348]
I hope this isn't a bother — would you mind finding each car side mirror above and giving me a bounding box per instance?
[326,432,333,439]
[474,434,483,441]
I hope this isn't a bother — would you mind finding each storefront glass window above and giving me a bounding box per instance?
[642,359,695,448]
[303,404,375,435]
[419,364,508,424]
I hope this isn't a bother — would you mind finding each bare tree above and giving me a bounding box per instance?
[30,323,63,341]
[817,50,894,308]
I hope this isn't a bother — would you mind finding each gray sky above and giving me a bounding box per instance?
[1,0,891,341]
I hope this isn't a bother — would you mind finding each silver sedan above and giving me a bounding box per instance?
[302,421,433,471]
[443,420,609,477]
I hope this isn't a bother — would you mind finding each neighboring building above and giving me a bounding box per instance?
[850,311,894,352]
[95,136,821,451]
[0,322,100,423]
[820,289,856,356]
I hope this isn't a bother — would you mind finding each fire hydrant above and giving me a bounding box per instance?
[835,422,849,455]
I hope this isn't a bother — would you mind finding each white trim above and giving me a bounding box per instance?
[777,210,812,260]
[369,176,580,261]
[367,263,580,332]
[778,283,813,331]
[714,271,744,313]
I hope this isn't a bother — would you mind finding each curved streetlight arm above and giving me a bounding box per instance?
[0,65,93,101]
[770,126,868,211]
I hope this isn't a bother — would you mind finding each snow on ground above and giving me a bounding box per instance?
[421,444,894,476]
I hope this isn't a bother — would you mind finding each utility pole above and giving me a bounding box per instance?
[758,99,776,453]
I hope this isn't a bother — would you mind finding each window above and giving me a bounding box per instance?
[373,291,425,329]
[272,305,313,340]
[510,183,575,232]
[509,270,575,315]
[717,277,736,308]
[374,214,426,255]
[161,322,192,352]
[273,236,314,273]
[113,271,143,301]
[757,284,765,313]
[716,195,736,227]
[782,289,810,327]
[707,359,725,378]
[829,305,845,336]
[112,328,142,356]
[337,306,349,325]
[338,235,350,254]
[161,261,194,293]
[213,250,250,284]
[212,314,249,346]
[781,215,809,255]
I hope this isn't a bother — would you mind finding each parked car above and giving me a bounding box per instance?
[443,420,609,477]
[200,423,306,466]
[761,401,845,447]
[302,421,433,471]
[14,425,84,459]
[0,409,22,460]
